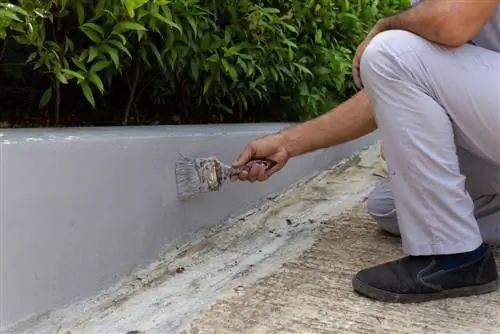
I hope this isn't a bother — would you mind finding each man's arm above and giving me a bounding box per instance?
[279,90,376,157]
[378,0,500,46]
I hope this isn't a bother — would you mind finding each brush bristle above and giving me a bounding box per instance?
[175,156,203,200]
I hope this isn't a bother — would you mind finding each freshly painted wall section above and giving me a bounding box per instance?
[0,124,377,327]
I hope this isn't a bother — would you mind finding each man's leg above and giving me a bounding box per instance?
[368,148,500,245]
[369,181,500,244]
[353,30,499,302]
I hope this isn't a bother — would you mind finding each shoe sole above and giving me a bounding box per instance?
[352,277,499,303]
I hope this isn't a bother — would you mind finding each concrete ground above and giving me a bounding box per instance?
[7,145,500,334]
[182,206,500,334]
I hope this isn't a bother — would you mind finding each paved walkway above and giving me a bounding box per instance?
[183,205,500,334]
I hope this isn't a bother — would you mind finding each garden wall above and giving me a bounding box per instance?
[0,124,377,328]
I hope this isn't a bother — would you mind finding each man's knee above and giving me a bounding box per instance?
[366,181,396,219]
[359,30,427,84]
[367,181,401,235]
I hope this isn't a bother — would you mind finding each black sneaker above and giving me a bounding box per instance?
[352,246,499,303]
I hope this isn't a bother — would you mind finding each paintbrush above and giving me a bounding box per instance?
[175,155,276,200]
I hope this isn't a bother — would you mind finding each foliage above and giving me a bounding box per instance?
[0,0,409,126]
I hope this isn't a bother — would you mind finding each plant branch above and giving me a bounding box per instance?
[123,53,141,125]
[0,38,8,63]
[51,19,62,126]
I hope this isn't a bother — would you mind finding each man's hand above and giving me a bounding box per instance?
[231,133,290,182]
[352,21,386,88]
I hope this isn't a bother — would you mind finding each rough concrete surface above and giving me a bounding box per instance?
[182,207,500,334]
[5,144,499,334]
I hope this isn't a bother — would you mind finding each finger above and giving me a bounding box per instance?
[256,165,267,181]
[247,164,263,182]
[264,158,285,178]
[354,71,362,89]
[352,55,361,88]
[354,63,363,89]
[238,170,249,182]
[232,144,254,167]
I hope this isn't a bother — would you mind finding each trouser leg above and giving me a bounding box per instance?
[368,182,500,246]
[368,147,500,245]
[360,30,500,255]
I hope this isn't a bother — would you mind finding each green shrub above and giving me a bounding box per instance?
[0,0,408,125]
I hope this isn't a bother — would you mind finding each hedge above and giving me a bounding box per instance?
[0,0,408,126]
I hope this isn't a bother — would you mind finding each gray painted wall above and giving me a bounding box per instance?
[0,124,377,328]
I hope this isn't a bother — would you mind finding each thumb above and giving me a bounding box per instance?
[232,144,254,167]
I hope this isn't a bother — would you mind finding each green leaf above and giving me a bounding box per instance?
[313,66,331,76]
[137,30,145,42]
[113,33,127,45]
[109,40,132,58]
[294,63,313,77]
[0,9,21,22]
[145,41,163,68]
[100,44,119,68]
[314,29,323,44]
[80,81,95,107]
[203,76,212,94]
[26,52,37,63]
[278,22,298,34]
[0,3,28,16]
[88,46,98,62]
[61,69,86,80]
[221,58,238,81]
[224,28,232,45]
[79,26,102,43]
[88,72,104,94]
[90,60,110,73]
[39,87,52,108]
[227,65,238,81]
[64,37,74,53]
[190,59,199,78]
[95,0,106,17]
[262,7,280,14]
[282,39,297,49]
[56,72,69,84]
[151,12,182,33]
[76,2,85,25]
[81,22,105,37]
[221,58,230,71]
[33,8,52,20]
[206,53,219,63]
[139,45,150,67]
[200,33,211,51]
[60,0,68,11]
[112,21,146,34]
[186,15,197,38]
[124,0,135,18]
[223,45,243,57]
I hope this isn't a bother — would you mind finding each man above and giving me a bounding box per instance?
[231,0,500,303]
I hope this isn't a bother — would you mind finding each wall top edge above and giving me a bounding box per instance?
[0,123,295,145]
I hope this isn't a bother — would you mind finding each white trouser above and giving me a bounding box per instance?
[367,148,500,245]
[360,30,500,255]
